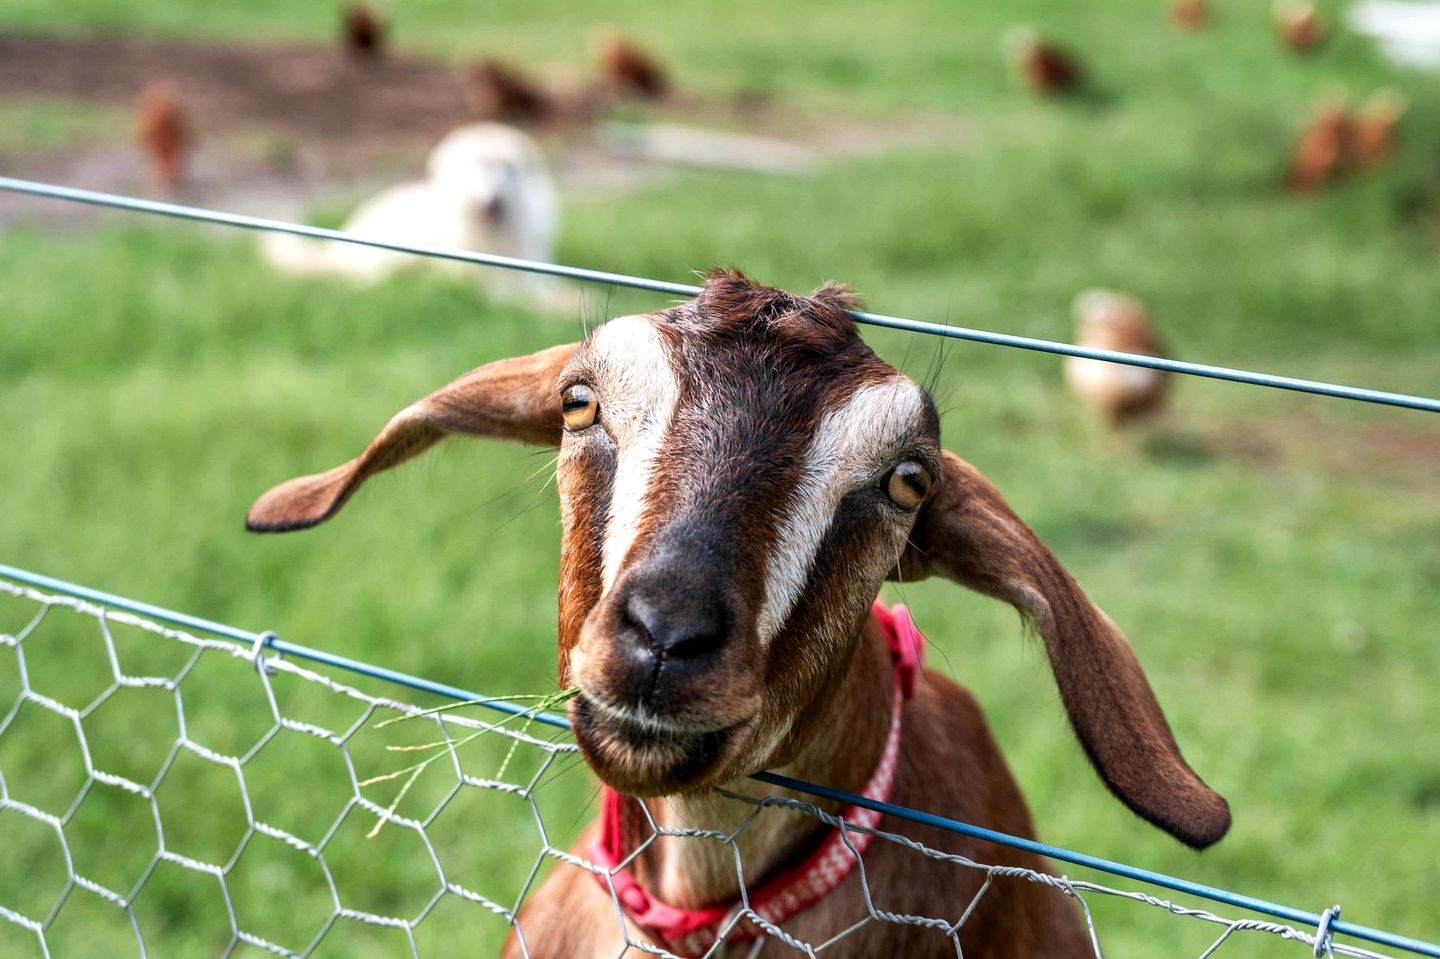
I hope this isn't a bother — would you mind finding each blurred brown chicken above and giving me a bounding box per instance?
[1170,0,1211,31]
[135,81,189,194]
[1064,290,1169,428]
[1274,0,1328,53]
[1005,28,1086,95]
[594,30,668,99]
[1349,89,1406,168]
[342,3,386,59]
[1287,97,1350,191]
[463,59,554,122]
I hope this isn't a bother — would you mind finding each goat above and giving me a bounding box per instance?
[246,271,1230,957]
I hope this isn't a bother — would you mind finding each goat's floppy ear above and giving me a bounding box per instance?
[246,342,576,533]
[896,451,1230,849]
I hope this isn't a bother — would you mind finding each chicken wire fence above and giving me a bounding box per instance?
[3,567,1437,959]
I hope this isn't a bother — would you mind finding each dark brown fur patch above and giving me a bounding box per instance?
[674,268,863,360]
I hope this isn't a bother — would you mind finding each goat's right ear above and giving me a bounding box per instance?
[894,451,1230,850]
[246,342,576,533]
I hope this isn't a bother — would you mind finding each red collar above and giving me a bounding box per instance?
[587,601,926,957]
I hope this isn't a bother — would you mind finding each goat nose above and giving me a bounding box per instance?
[623,589,727,661]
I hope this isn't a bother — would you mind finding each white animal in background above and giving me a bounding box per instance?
[262,123,562,304]
[1349,1,1440,70]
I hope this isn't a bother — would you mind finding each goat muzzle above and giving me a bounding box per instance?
[568,551,764,795]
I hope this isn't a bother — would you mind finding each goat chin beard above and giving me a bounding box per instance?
[570,694,768,797]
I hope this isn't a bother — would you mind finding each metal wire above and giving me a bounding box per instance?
[1,175,1436,415]
[2,562,1436,959]
[0,574,581,958]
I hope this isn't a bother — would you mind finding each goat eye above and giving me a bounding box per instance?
[561,384,598,431]
[885,461,932,510]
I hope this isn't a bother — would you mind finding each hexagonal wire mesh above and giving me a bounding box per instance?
[0,573,1422,959]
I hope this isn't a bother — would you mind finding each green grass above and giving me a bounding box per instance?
[1,1,1439,956]
[0,100,128,162]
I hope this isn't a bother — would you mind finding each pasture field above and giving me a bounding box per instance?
[1,1,1438,956]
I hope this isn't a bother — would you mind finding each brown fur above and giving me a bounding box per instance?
[1287,98,1351,192]
[1010,33,1086,96]
[556,435,613,686]
[246,343,573,532]
[562,272,904,799]
[1066,290,1169,428]
[1349,90,1405,169]
[1275,1,1327,54]
[506,638,1092,958]
[1170,0,1210,31]
[246,272,1228,957]
[895,453,1228,847]
[594,30,669,99]
[463,59,554,123]
[1287,92,1406,192]
[680,267,862,359]
[342,3,386,59]
[135,80,189,194]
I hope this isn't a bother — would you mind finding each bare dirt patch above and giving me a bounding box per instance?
[0,32,476,157]
[0,32,497,224]
[0,32,968,228]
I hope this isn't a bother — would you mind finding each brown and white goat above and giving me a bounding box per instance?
[246,271,1229,957]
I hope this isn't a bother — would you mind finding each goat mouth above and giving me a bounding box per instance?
[571,694,743,795]
[582,694,739,736]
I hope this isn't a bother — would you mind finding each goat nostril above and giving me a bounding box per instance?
[620,595,652,646]
[623,590,726,661]
[665,627,723,661]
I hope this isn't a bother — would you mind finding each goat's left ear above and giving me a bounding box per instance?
[246,342,576,533]
[894,451,1230,849]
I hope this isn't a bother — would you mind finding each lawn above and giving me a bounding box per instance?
[1,0,1438,956]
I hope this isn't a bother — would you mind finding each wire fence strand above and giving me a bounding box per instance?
[1,175,1437,415]
[2,563,1436,959]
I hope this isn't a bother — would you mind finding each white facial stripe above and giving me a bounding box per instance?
[756,379,926,642]
[586,315,680,591]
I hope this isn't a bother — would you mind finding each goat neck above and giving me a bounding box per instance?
[631,612,895,910]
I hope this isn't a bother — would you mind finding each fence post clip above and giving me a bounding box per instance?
[1313,904,1342,957]
[251,630,282,676]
